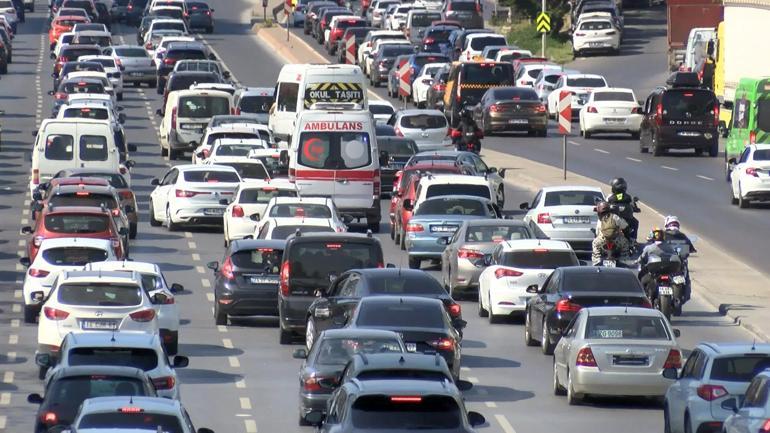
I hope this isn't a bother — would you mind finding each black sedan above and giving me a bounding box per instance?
[186,1,215,33]
[208,239,285,325]
[524,266,652,355]
[348,296,466,380]
[291,328,405,426]
[472,86,548,136]
[370,44,414,87]
[378,137,418,195]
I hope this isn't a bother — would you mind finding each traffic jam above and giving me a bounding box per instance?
[2,0,769,432]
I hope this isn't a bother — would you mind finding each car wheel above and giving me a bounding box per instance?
[523,310,536,346]
[738,185,751,209]
[477,291,488,317]
[394,223,401,245]
[305,316,316,351]
[684,414,693,433]
[408,256,420,269]
[165,206,178,231]
[553,358,566,395]
[541,318,554,355]
[129,222,137,239]
[663,404,672,433]
[488,293,502,324]
[566,370,582,405]
[539,128,548,137]
[730,184,739,205]
[496,186,505,208]
[640,134,649,153]
[584,129,592,139]
[709,140,719,157]
[149,201,161,227]
[23,305,37,324]
[652,134,663,156]
[399,228,406,251]
[214,302,227,326]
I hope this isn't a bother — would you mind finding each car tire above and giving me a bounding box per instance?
[488,294,503,324]
[169,149,179,160]
[408,256,420,269]
[149,201,162,227]
[738,185,751,209]
[399,228,406,251]
[165,335,178,356]
[149,79,157,88]
[279,325,292,345]
[165,206,178,231]
[477,292,488,317]
[709,140,719,157]
[553,358,566,395]
[730,184,739,205]
[129,222,137,239]
[23,305,37,324]
[541,318,554,355]
[640,135,649,153]
[117,92,123,101]
[299,415,312,426]
[566,370,582,405]
[523,310,536,346]
[584,129,592,139]
[652,134,663,156]
[161,146,168,157]
[394,224,401,245]
[305,316,316,351]
[214,302,227,326]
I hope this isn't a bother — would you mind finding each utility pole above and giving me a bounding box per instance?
[541,0,546,57]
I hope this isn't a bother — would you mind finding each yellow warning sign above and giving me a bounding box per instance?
[536,12,551,33]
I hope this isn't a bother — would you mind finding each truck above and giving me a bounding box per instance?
[666,0,723,71]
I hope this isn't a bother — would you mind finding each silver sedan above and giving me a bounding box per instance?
[552,306,681,405]
[722,370,770,433]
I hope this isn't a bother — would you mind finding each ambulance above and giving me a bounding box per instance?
[288,106,385,232]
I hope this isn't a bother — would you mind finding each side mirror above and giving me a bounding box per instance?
[219,199,229,205]
[456,379,473,391]
[19,257,31,267]
[119,227,129,236]
[155,108,163,117]
[172,355,189,368]
[119,113,127,124]
[20,226,33,235]
[151,293,169,304]
[292,348,308,359]
[662,367,678,380]
[467,411,486,427]
[150,178,160,186]
[127,144,137,152]
[727,157,737,165]
[124,205,135,214]
[403,199,413,211]
[27,393,44,404]
[207,261,219,271]
[34,353,51,368]
[453,319,467,329]
[304,411,325,426]
[170,283,183,293]
[526,284,539,293]
[721,397,739,413]
[519,201,529,210]
[487,167,498,174]
[673,329,681,338]
[249,213,261,221]
[341,214,354,224]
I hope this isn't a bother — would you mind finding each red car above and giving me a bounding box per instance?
[48,15,89,47]
[325,17,367,54]
[21,206,128,261]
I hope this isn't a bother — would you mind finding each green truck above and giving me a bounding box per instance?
[724,77,770,178]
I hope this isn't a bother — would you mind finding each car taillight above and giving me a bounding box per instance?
[574,32,586,37]
[447,303,461,317]
[29,268,50,278]
[279,261,290,296]
[429,337,454,351]
[746,167,759,177]
[175,189,201,198]
[494,268,523,279]
[631,106,641,114]
[145,41,153,49]
[152,376,175,390]
[457,248,483,259]
[536,213,551,224]
[655,103,663,126]
[33,236,44,247]
[33,169,40,184]
[450,128,462,138]
[205,10,211,15]
[424,37,435,44]
[663,349,682,369]
[221,257,235,280]
[576,347,597,367]
[394,126,404,137]
[587,106,598,113]
[535,104,546,113]
[696,384,728,401]
[231,205,244,218]
[405,223,423,232]
[43,307,69,321]
[171,106,177,130]
[475,1,481,12]
[489,104,500,112]
[40,412,58,425]
[555,298,581,313]
[119,190,134,200]
[433,83,444,91]
[750,130,757,144]
[373,168,381,198]
[712,104,719,127]
[129,309,156,322]
[54,92,68,100]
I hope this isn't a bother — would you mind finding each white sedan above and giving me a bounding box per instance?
[572,15,621,57]
[254,196,348,235]
[546,73,609,119]
[256,217,337,239]
[729,144,770,208]
[478,240,579,323]
[412,62,446,109]
[223,179,298,245]
[579,88,642,139]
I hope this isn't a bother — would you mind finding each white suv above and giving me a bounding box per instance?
[223,180,298,245]
[255,196,348,235]
[413,174,496,209]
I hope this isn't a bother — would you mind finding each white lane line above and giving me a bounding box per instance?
[17,239,24,246]
[2,372,14,384]
[228,356,241,368]
[13,290,21,299]
[201,279,211,288]
[0,393,9,405]
[185,232,193,238]
[594,148,610,154]
[661,165,678,171]
[568,140,582,146]
[10,320,19,328]
[15,264,23,271]
[11,304,20,313]
[467,376,479,384]
[206,293,215,302]
[494,414,517,433]
[244,419,257,433]
[196,266,206,274]
[485,402,497,408]
[0,415,6,429]
[697,174,714,181]
[188,241,197,249]
[235,379,246,388]
[191,253,201,261]
[222,338,234,349]
[217,325,228,333]
[240,397,252,410]
[7,335,17,345]
[626,157,642,162]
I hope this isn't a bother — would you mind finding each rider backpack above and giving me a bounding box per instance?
[600,214,620,239]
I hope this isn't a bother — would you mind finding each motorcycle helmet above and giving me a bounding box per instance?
[664,215,680,232]
[610,177,627,194]
[596,201,610,215]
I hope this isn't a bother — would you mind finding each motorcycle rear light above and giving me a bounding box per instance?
[746,167,759,177]
[494,268,523,278]
[587,106,598,113]
[663,349,682,369]
[450,128,462,138]
[231,205,244,217]
[536,213,551,224]
[221,257,235,280]
[429,337,454,351]
[152,376,175,390]
[555,298,581,313]
[696,384,728,401]
[750,130,757,144]
[576,347,597,367]
[659,275,670,281]
[405,223,423,232]
[129,309,156,322]
[457,248,483,259]
[44,307,69,321]
[29,268,50,278]
[40,411,58,425]
[280,261,290,296]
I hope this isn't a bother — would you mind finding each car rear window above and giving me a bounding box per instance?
[79,135,109,161]
[176,61,220,74]
[45,134,75,161]
[63,107,110,120]
[426,184,490,199]
[42,247,108,266]
[543,190,602,206]
[401,114,447,129]
[561,271,643,293]
[63,81,104,94]
[68,348,159,370]
[585,315,670,340]
[425,29,453,41]
[498,52,531,62]
[239,95,274,114]
[269,203,331,218]
[356,301,446,328]
[316,337,402,365]
[566,77,607,87]
[205,132,263,144]
[469,36,507,51]
[76,36,111,46]
[351,395,461,429]
[594,91,634,102]
[115,47,147,57]
[178,96,230,118]
[710,356,770,382]
[44,214,109,233]
[239,188,296,204]
[356,370,449,381]
[167,48,207,60]
[492,87,539,100]
[231,248,282,273]
[379,138,416,156]
[289,242,381,294]
[367,274,445,295]
[214,143,265,157]
[500,250,578,268]
[579,20,612,31]
[63,48,102,60]
[411,12,441,27]
[297,132,372,170]
[68,172,128,189]
[78,413,182,432]
[754,150,770,160]
[47,376,148,408]
[58,283,142,306]
[187,2,209,10]
[415,197,487,216]
[663,89,718,119]
[182,170,240,183]
[153,22,186,31]
[271,225,333,239]
[465,224,531,242]
[381,45,415,57]
[49,193,118,209]
[461,63,514,85]
[218,162,269,180]
[169,74,221,91]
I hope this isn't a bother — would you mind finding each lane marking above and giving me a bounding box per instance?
[626,157,642,162]
[229,356,241,368]
[697,174,714,181]
[244,419,257,433]
[240,397,252,410]
[236,379,246,388]
[0,393,9,405]
[11,304,20,313]
[201,279,211,288]
[594,148,610,154]
[17,239,24,246]
[196,265,206,274]
[217,325,228,333]
[2,372,13,384]
[206,293,215,302]
[222,338,233,349]
[0,415,6,429]
[661,165,678,171]
[6,353,15,363]
[191,253,201,261]
[13,290,21,298]
[10,320,19,328]
[188,241,197,249]
[460,366,471,372]
[485,402,497,408]
[494,414,517,433]
[568,140,581,146]
[8,335,17,345]
[467,376,479,384]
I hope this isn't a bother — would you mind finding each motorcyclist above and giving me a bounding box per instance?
[637,228,677,297]
[606,177,639,244]
[663,215,696,300]
[453,106,482,153]
[591,201,630,266]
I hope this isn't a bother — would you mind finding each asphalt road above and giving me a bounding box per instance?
[0,2,761,433]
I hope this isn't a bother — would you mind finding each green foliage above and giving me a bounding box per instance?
[506,20,574,64]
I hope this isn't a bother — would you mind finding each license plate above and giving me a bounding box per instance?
[406,343,417,352]
[678,131,701,137]
[673,275,686,285]
[181,124,204,130]
[250,277,276,284]
[563,216,590,224]
[203,208,225,216]
[589,42,605,47]
[658,286,673,295]
[81,320,118,330]
[431,225,458,233]
[129,72,143,77]
[509,118,528,124]
[603,118,625,124]
[602,260,616,267]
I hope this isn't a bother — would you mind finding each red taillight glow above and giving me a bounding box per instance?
[761,419,770,432]
[494,268,523,279]
[391,396,423,403]
[44,307,69,321]
[405,223,423,232]
[118,407,143,413]
[555,298,581,313]
[152,376,175,390]
[746,167,759,177]
[664,349,682,369]
[119,190,134,200]
[489,104,500,112]
[231,205,244,217]
[576,347,597,367]
[587,106,598,113]
[457,248,483,259]
[536,213,552,224]
[535,104,546,113]
[655,103,663,126]
[54,92,68,101]
[303,376,323,392]
[696,384,728,401]
[40,412,58,425]
[429,337,454,351]
[448,303,461,317]
[750,130,757,144]
[29,268,50,278]
[394,126,404,137]
[712,104,719,127]
[280,261,290,296]
[129,309,156,322]
[221,257,235,280]
[171,107,177,130]
[175,189,202,198]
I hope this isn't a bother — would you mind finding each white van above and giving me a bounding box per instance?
[159,89,233,160]
[31,119,121,194]
[269,64,368,144]
[288,107,385,231]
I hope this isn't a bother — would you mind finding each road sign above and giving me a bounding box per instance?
[536,12,551,33]
[398,62,412,98]
[558,90,571,134]
[344,33,356,65]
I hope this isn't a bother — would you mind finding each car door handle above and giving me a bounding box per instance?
[336,179,348,184]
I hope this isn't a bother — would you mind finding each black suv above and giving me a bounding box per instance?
[639,71,720,157]
[208,239,285,325]
[278,232,384,344]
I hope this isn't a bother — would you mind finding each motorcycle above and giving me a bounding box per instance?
[598,238,626,268]
[450,126,482,154]
[609,196,641,249]
[640,247,688,320]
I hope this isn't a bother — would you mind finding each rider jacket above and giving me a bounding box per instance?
[637,241,675,266]
[664,230,697,253]
[607,192,636,220]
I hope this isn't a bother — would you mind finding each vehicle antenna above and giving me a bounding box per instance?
[752,338,757,351]
[129,394,133,405]
[111,331,116,342]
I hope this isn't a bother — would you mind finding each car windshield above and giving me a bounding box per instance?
[49,193,118,209]
[367,274,445,295]
[369,104,394,116]
[178,96,230,118]
[566,77,607,88]
[710,356,770,382]
[462,63,514,85]
[315,338,403,365]
[231,248,283,273]
[58,283,142,306]
[114,47,148,57]
[42,247,108,266]
[297,132,372,170]
[351,395,461,429]
[585,315,670,340]
[218,162,269,180]
[415,197,487,216]
[401,114,446,129]
[269,203,332,218]
[500,250,578,268]
[68,348,159,370]
[426,184,490,199]
[411,12,441,26]
[469,36,507,50]
[579,20,612,30]
[78,413,183,433]
[182,170,240,183]
[239,188,296,204]
[543,190,603,206]
[756,100,770,132]
[44,214,109,234]
[271,225,333,239]
[239,95,274,114]
[465,225,531,242]
[662,90,715,119]
[47,376,148,411]
[562,271,642,292]
[379,139,416,156]
[356,301,445,328]
[594,91,634,102]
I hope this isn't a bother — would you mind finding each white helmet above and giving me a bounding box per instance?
[664,215,680,232]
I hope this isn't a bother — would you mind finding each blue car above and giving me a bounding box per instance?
[405,195,501,269]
